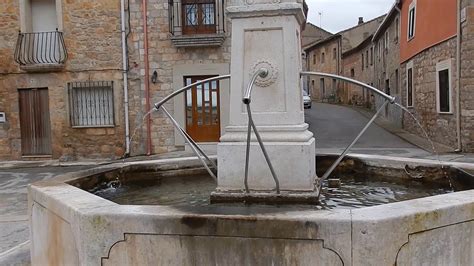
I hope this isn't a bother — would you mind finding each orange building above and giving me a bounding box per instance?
[400,0,458,63]
[398,0,471,151]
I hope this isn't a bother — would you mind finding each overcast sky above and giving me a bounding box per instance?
[305,0,394,33]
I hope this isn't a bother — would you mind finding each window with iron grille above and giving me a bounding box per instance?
[182,0,216,35]
[68,81,115,127]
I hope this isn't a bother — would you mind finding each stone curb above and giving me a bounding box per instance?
[0,160,110,170]
[0,241,30,266]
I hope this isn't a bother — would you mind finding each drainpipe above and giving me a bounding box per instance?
[120,0,130,155]
[142,0,152,155]
[455,0,462,152]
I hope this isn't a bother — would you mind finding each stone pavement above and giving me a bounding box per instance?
[0,166,90,265]
[306,103,474,163]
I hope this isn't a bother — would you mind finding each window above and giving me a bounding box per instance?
[366,50,369,68]
[351,68,355,77]
[16,0,66,67]
[320,78,325,96]
[21,0,62,32]
[408,1,416,40]
[378,41,382,61]
[384,31,389,50]
[313,54,316,65]
[362,53,364,70]
[406,61,414,107]
[386,79,390,95]
[395,69,399,94]
[68,81,115,127]
[182,0,216,35]
[395,17,399,42]
[321,52,325,63]
[370,47,373,65]
[436,59,452,113]
[333,48,337,60]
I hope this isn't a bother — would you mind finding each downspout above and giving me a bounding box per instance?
[455,0,462,152]
[142,0,152,155]
[120,0,130,155]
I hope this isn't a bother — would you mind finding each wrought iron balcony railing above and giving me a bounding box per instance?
[14,30,68,67]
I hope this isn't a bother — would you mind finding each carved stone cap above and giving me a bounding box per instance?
[226,1,306,24]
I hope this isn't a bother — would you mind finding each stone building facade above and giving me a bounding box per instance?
[301,22,333,94]
[373,3,402,127]
[301,22,332,48]
[339,16,385,53]
[341,35,375,106]
[460,0,474,151]
[304,35,341,101]
[0,0,125,160]
[399,0,461,150]
[0,0,317,160]
[304,16,386,103]
[125,0,231,155]
[400,39,458,147]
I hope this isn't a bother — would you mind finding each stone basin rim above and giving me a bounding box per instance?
[29,153,474,215]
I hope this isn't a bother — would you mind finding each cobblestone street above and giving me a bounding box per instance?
[0,166,89,265]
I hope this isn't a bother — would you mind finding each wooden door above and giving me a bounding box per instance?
[18,88,52,156]
[184,76,220,142]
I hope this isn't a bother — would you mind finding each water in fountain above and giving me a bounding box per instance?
[91,173,452,209]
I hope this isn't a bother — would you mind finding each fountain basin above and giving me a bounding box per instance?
[28,155,474,265]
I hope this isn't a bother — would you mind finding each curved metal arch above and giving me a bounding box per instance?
[153,75,231,110]
[300,71,396,103]
[151,74,231,180]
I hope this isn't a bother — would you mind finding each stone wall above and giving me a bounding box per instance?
[306,37,340,101]
[340,16,384,53]
[341,42,374,106]
[373,13,403,127]
[302,23,332,48]
[0,0,124,160]
[460,2,474,151]
[126,0,231,155]
[400,38,458,149]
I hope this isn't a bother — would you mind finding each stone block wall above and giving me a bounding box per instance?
[373,14,403,128]
[341,43,374,106]
[306,38,340,102]
[340,16,384,53]
[400,38,458,149]
[0,0,125,160]
[126,0,231,155]
[460,1,474,151]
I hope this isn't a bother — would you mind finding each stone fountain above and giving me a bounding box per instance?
[28,0,474,265]
[212,0,318,203]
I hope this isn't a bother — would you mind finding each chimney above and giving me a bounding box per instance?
[358,17,364,25]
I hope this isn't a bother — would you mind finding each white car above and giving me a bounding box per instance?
[303,91,312,109]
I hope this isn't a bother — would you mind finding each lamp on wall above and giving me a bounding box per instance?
[151,70,158,84]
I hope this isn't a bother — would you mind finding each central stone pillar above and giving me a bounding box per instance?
[211,0,319,203]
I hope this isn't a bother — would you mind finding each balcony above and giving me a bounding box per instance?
[14,30,68,72]
[168,0,226,48]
